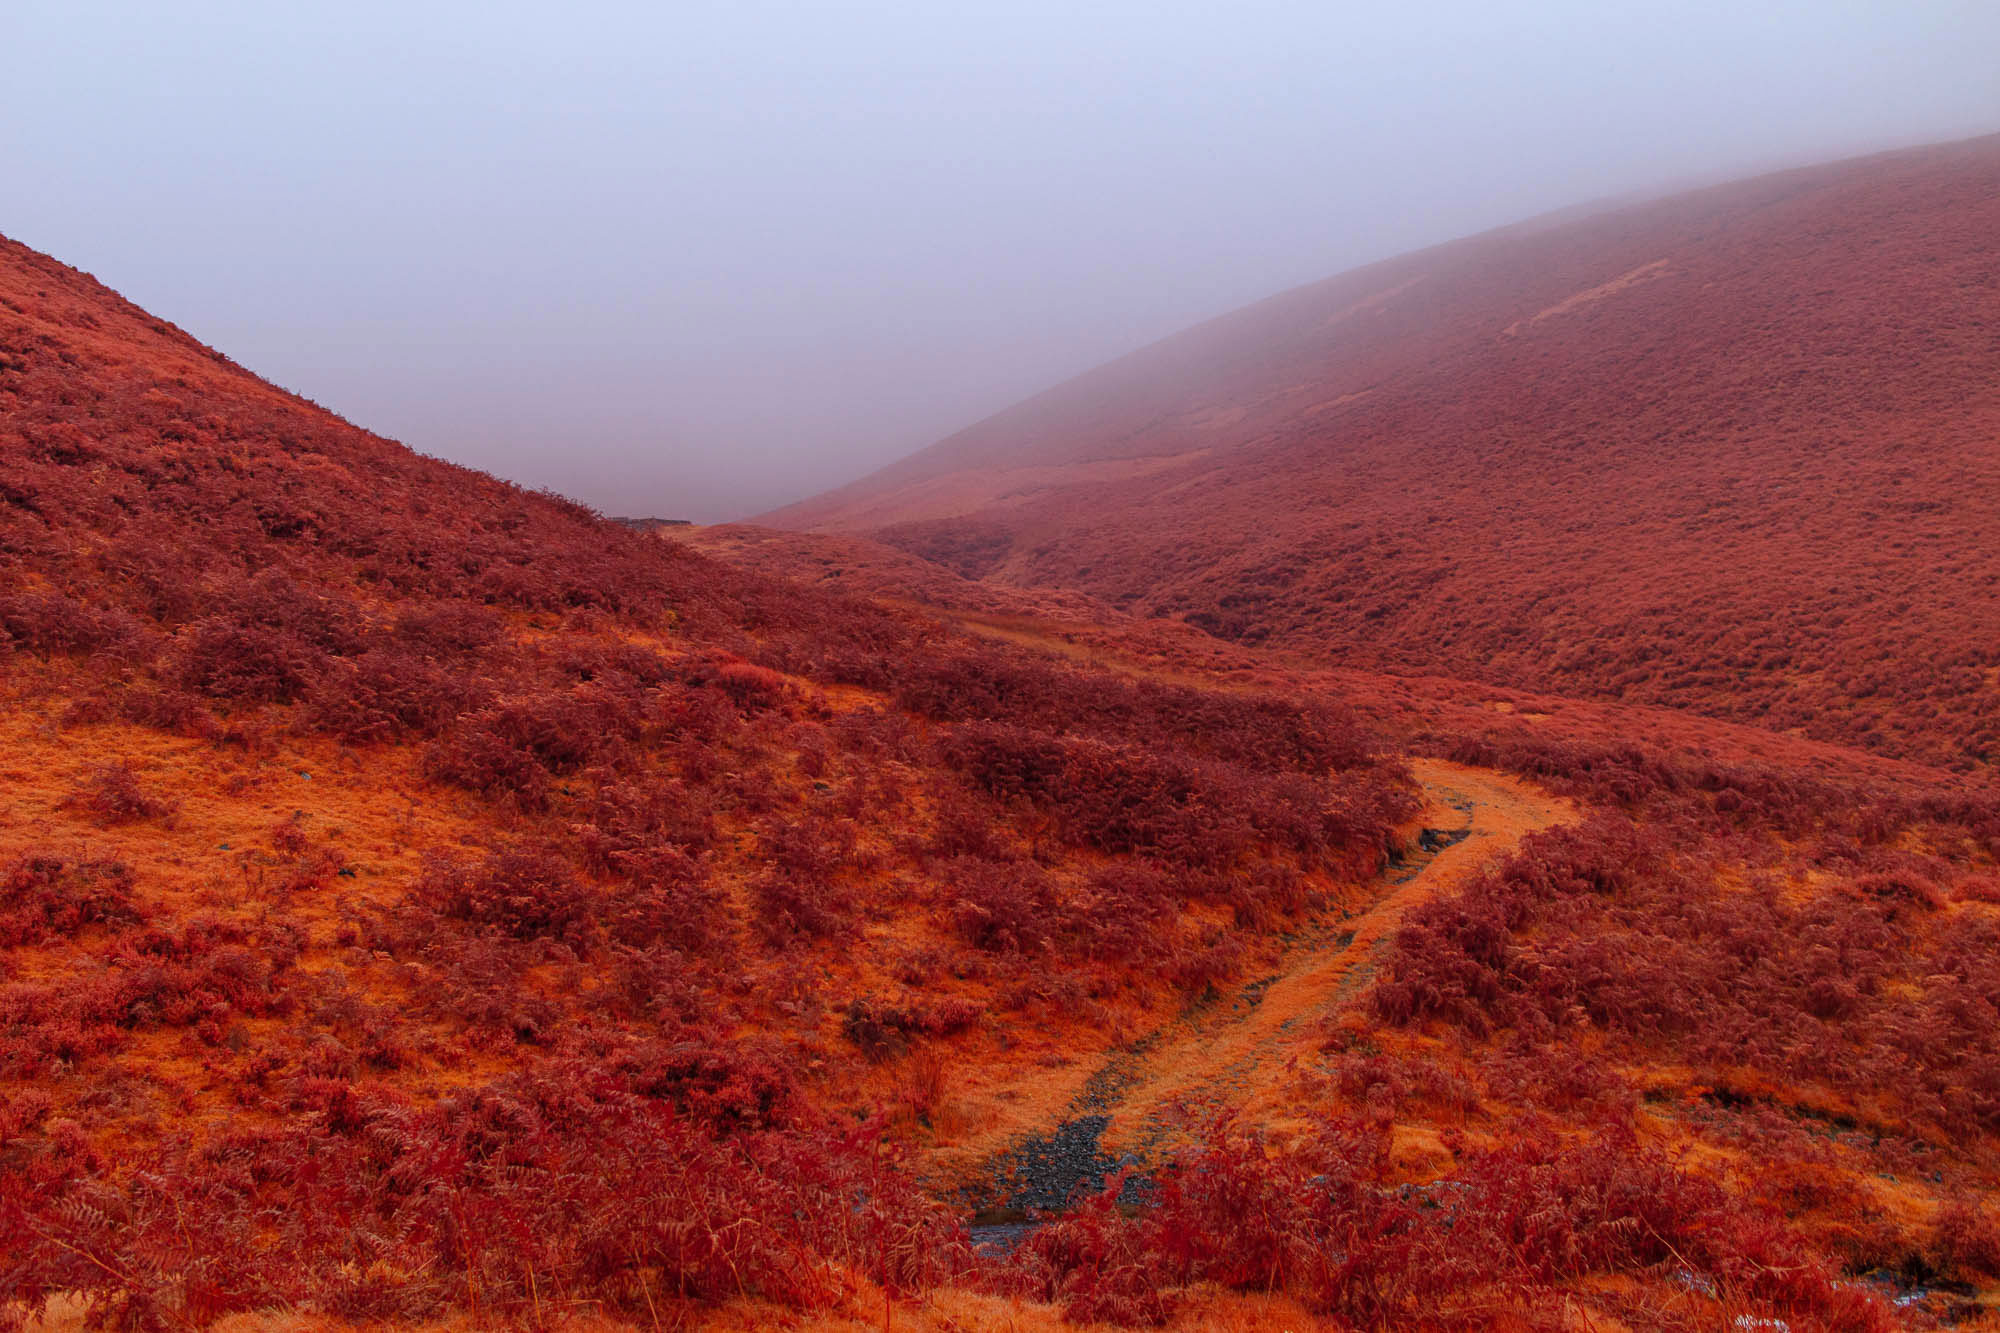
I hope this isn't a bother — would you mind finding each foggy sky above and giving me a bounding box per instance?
[7,2,1998,520]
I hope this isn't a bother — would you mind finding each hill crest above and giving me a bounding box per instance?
[761,133,2000,772]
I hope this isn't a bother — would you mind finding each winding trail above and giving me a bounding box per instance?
[955,758,1573,1218]
[1097,758,1571,1156]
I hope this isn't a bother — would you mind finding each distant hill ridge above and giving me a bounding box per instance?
[764,133,2000,771]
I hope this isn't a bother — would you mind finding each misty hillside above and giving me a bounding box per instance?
[7,189,2000,1329]
[765,134,2000,772]
[0,230,1432,1324]
[12,0,2000,1321]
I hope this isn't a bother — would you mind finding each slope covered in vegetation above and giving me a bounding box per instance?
[0,233,1417,1327]
[6,209,2000,1333]
[691,524,2000,1330]
[765,134,2000,773]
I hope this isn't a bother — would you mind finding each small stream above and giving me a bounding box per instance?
[966,1222,1039,1256]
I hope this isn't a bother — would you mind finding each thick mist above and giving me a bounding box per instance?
[6,0,1997,519]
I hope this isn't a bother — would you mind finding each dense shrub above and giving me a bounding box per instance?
[423,723,554,809]
[112,683,215,735]
[0,916,301,1074]
[940,721,1393,871]
[0,589,149,658]
[945,856,1062,954]
[926,786,1013,860]
[62,761,176,825]
[0,1068,972,1327]
[408,848,595,949]
[305,647,486,742]
[714,659,790,707]
[1437,726,2000,856]
[0,854,143,946]
[1928,1198,2000,1282]
[576,780,719,863]
[424,685,649,807]
[597,844,727,955]
[1373,816,2000,1136]
[1014,1121,1892,1329]
[392,599,507,655]
[217,570,365,654]
[843,995,982,1060]
[890,644,1378,775]
[750,868,851,945]
[175,619,320,703]
[1071,860,1179,962]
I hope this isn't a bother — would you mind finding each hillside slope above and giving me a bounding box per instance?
[9,230,2000,1331]
[765,134,2000,771]
[0,233,1427,1326]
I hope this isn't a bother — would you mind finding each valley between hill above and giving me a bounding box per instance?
[761,133,2000,775]
[9,134,2000,1333]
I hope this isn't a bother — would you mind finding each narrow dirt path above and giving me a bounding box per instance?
[1096,758,1571,1157]
[957,759,1573,1218]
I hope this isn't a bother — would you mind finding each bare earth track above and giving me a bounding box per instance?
[959,759,1573,1222]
